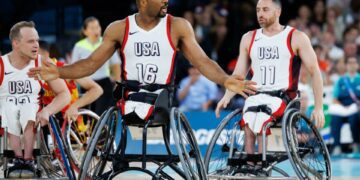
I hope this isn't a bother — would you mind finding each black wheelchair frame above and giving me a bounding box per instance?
[79,81,206,180]
[204,97,331,180]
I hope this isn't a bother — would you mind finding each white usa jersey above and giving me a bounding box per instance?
[248,26,301,98]
[120,14,176,85]
[0,54,42,107]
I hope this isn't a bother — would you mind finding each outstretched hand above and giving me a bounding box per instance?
[27,59,59,81]
[215,75,256,118]
[224,75,257,98]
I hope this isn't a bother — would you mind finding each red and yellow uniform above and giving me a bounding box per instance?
[42,59,86,131]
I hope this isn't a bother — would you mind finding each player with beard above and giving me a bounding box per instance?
[216,0,324,156]
[28,0,257,107]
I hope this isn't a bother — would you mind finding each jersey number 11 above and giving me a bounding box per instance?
[260,65,276,85]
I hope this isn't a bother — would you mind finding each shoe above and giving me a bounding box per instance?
[7,158,24,178]
[21,159,36,178]
[332,146,342,156]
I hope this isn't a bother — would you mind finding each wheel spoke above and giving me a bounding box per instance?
[284,110,331,180]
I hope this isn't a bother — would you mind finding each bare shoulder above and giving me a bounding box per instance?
[291,29,311,54]
[103,19,127,44]
[291,29,311,49]
[241,30,255,49]
[170,16,193,34]
[242,31,254,43]
[171,16,190,26]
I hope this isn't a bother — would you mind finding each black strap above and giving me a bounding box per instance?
[245,105,272,115]
[127,92,158,104]
[115,80,176,92]
[255,90,291,104]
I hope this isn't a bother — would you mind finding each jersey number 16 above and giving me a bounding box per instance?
[136,63,158,84]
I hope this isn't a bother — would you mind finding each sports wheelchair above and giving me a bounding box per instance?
[204,93,331,180]
[79,81,206,179]
[0,116,76,179]
[63,108,100,173]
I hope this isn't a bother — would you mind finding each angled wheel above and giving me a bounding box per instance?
[79,106,118,180]
[204,108,244,176]
[49,116,76,180]
[64,109,100,172]
[283,109,331,180]
[38,127,69,178]
[170,108,207,180]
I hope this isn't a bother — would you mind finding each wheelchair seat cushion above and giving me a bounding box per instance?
[240,93,286,135]
[121,88,171,122]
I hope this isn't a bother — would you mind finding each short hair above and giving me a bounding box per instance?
[9,21,35,41]
[81,16,99,38]
[83,16,99,30]
[39,40,50,52]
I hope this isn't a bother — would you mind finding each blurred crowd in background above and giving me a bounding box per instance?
[0,0,360,154]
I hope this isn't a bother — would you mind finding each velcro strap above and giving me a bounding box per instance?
[256,90,291,104]
[117,80,173,92]
[141,84,170,92]
[245,105,272,115]
[127,92,158,104]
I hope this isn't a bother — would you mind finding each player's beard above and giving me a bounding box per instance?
[157,11,166,18]
[157,3,168,18]
[259,15,276,28]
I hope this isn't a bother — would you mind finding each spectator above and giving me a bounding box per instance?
[323,6,346,42]
[331,56,360,155]
[295,4,312,30]
[311,0,326,27]
[211,3,229,59]
[330,58,347,84]
[194,5,214,57]
[177,66,218,111]
[343,25,359,44]
[71,16,121,116]
[343,42,359,59]
[320,32,344,61]
[309,23,323,45]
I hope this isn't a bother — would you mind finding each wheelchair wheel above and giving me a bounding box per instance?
[170,108,207,180]
[283,109,331,180]
[204,108,244,176]
[64,109,99,172]
[47,117,76,179]
[39,128,69,178]
[79,106,118,180]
